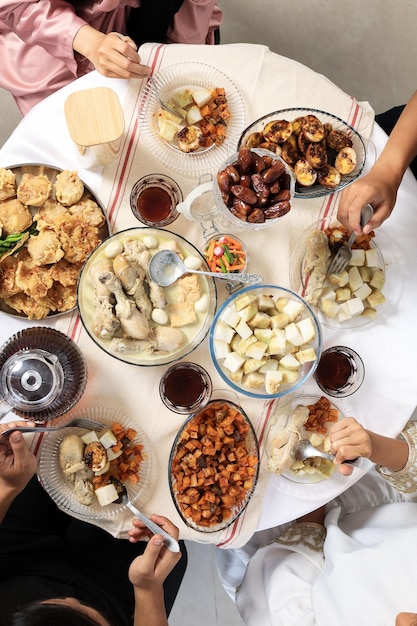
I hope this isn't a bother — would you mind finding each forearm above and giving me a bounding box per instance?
[375,91,417,184]
[368,431,409,471]
[0,486,19,524]
[133,586,168,626]
[72,24,105,59]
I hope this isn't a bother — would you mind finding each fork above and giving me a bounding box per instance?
[149,76,179,117]
[327,204,374,275]
[1,417,105,438]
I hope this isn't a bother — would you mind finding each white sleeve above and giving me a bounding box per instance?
[235,523,324,626]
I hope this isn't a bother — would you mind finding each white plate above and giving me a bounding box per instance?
[37,406,152,520]
[77,227,217,366]
[238,107,367,198]
[140,62,246,174]
[289,217,402,329]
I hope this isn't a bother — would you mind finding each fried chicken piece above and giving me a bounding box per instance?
[26,229,64,266]
[4,292,51,319]
[0,168,16,201]
[50,259,83,286]
[34,199,68,229]
[54,170,84,206]
[69,198,105,228]
[15,256,54,299]
[0,255,20,298]
[46,283,77,312]
[0,197,32,235]
[17,173,52,207]
[58,214,101,263]
[89,258,121,339]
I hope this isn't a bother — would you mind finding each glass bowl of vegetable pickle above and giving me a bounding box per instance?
[202,233,247,275]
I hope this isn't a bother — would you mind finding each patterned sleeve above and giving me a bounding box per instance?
[376,420,417,495]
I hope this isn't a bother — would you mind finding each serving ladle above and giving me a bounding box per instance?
[148,249,263,287]
[291,439,360,466]
[115,479,180,553]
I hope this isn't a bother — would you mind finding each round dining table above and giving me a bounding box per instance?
[1,42,417,549]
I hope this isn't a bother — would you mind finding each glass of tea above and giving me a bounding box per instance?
[130,173,183,227]
[159,362,212,414]
[314,345,365,397]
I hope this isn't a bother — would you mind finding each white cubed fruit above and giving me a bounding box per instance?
[285,322,305,347]
[257,294,276,311]
[243,358,266,374]
[186,105,203,125]
[239,335,257,355]
[107,447,123,461]
[220,306,240,328]
[214,321,235,343]
[346,297,365,317]
[246,341,268,360]
[309,432,324,447]
[95,484,119,507]
[275,297,289,312]
[192,87,212,107]
[335,287,351,302]
[295,348,317,364]
[320,298,339,319]
[173,88,193,108]
[81,430,99,445]
[259,359,279,373]
[229,369,244,383]
[158,119,180,142]
[248,312,271,329]
[283,300,304,321]
[354,283,372,301]
[367,289,386,307]
[370,268,385,290]
[243,372,265,389]
[235,318,253,340]
[348,266,363,292]
[265,370,284,394]
[214,339,231,359]
[296,317,316,343]
[349,249,366,266]
[365,248,379,267]
[279,353,301,370]
[337,302,352,322]
[320,287,336,303]
[223,351,246,373]
[234,293,255,311]
[362,307,377,319]
[239,302,258,322]
[278,367,299,383]
[270,313,290,329]
[328,270,349,287]
[268,329,287,355]
[358,266,373,282]
[99,429,118,449]
[254,328,273,343]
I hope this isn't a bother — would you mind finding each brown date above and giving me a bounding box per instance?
[251,173,270,197]
[232,197,252,217]
[239,174,252,188]
[251,152,266,173]
[273,189,291,202]
[217,170,231,194]
[224,164,241,184]
[261,161,286,184]
[263,201,291,219]
[230,185,258,205]
[247,208,266,223]
[237,146,252,173]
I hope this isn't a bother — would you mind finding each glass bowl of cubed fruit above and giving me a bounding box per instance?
[289,216,391,329]
[140,62,246,174]
[209,284,322,399]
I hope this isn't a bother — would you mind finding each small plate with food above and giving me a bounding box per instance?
[37,406,151,520]
[266,394,344,485]
[169,397,259,532]
[289,216,402,329]
[0,164,109,319]
[140,62,246,174]
[77,227,217,366]
[238,107,367,198]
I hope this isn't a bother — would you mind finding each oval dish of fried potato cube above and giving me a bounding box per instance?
[209,285,322,399]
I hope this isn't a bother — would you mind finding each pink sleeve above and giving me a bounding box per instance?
[0,1,86,73]
[166,0,223,45]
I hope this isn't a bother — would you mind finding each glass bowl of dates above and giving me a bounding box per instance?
[213,147,295,231]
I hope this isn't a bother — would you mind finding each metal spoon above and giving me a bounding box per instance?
[115,480,180,553]
[291,439,360,466]
[148,249,264,287]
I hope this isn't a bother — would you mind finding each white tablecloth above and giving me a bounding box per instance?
[1,43,417,545]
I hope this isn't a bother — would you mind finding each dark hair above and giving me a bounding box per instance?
[8,602,103,626]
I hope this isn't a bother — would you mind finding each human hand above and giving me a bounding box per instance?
[128,515,182,590]
[73,26,151,80]
[337,165,397,235]
[329,417,372,476]
[0,421,38,496]
[396,613,417,626]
